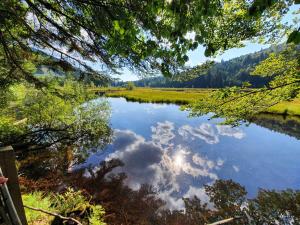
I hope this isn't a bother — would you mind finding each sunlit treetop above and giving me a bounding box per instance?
[0,0,298,88]
[186,44,300,125]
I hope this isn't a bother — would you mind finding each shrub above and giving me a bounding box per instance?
[125,82,135,90]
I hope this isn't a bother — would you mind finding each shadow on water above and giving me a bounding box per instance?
[251,113,300,140]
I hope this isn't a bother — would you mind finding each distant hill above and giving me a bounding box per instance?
[116,45,287,88]
[33,49,80,77]
[33,50,111,85]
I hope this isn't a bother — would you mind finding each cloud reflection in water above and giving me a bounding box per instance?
[85,121,245,209]
[178,123,219,144]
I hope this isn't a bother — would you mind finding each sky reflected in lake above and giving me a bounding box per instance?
[77,97,300,210]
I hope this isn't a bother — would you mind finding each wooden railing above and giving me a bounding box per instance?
[0,146,27,225]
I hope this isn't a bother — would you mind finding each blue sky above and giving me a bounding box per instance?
[114,5,300,81]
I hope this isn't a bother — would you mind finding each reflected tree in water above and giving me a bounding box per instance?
[19,156,300,225]
[251,113,300,140]
[67,161,300,225]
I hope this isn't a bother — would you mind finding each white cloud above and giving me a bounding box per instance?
[217,159,225,167]
[178,123,245,144]
[178,123,219,144]
[96,122,225,209]
[183,186,215,209]
[184,31,196,41]
[151,121,175,146]
[216,125,246,139]
[151,104,167,109]
[233,165,240,173]
[80,28,93,44]
[82,121,239,210]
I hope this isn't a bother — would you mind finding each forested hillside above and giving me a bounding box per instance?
[36,45,292,89]
[127,45,287,88]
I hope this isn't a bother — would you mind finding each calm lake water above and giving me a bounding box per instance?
[76,97,300,210]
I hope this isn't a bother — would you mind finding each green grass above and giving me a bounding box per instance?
[90,87,300,116]
[22,192,54,225]
[266,98,300,116]
[91,87,211,104]
[22,189,106,225]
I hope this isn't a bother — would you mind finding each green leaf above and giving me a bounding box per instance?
[22,61,36,73]
[113,20,120,31]
[287,30,300,44]
[119,28,125,35]
[183,55,189,62]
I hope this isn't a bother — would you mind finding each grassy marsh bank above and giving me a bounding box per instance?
[267,98,300,116]
[90,87,300,116]
[91,87,212,105]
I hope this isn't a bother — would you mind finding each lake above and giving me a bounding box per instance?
[75,97,300,210]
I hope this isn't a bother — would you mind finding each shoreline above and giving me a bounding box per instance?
[90,87,300,117]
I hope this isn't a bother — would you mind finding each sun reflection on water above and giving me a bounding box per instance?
[79,119,247,210]
[174,153,184,167]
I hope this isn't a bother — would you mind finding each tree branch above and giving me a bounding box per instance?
[217,80,300,107]
[24,205,83,225]
[206,216,241,225]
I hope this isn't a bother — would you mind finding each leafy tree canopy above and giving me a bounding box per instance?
[0,0,297,88]
[0,78,112,154]
[187,44,300,125]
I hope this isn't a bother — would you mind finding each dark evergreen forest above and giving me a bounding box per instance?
[120,45,287,88]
